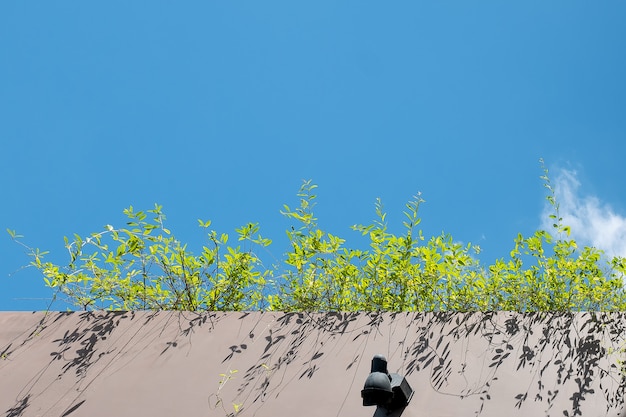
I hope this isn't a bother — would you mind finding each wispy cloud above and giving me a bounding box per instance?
[541,168,626,258]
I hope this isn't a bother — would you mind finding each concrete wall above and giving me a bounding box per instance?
[1,311,625,417]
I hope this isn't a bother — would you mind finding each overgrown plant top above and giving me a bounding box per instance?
[9,163,626,311]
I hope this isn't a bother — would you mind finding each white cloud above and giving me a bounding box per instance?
[541,168,626,259]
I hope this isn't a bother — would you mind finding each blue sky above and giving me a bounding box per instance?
[2,1,625,310]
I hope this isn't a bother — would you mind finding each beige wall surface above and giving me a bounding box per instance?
[1,311,626,417]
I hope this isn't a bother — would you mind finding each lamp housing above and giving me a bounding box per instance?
[361,355,413,411]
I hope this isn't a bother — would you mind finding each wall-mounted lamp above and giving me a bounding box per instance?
[361,354,413,412]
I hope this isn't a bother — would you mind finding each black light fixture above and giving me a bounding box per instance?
[361,354,414,411]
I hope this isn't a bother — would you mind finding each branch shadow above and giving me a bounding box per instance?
[4,395,29,417]
[4,311,151,417]
[214,311,626,416]
[4,311,625,416]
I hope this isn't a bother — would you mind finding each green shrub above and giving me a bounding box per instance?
[9,162,626,311]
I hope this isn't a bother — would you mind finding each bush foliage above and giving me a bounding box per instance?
[9,163,626,311]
